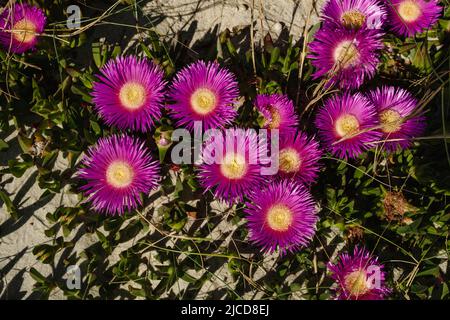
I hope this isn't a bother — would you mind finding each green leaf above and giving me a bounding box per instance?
[92,42,104,69]
[226,39,237,56]
[442,283,449,299]
[17,134,32,153]
[416,267,440,278]
[411,41,432,73]
[269,47,280,66]
[140,43,154,60]
[90,120,101,135]
[397,217,422,234]
[8,157,33,178]
[181,272,198,284]
[29,268,47,284]
[71,85,92,103]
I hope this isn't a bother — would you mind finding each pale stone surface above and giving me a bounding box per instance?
[142,0,323,43]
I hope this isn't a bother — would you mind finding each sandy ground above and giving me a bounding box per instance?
[0,0,323,299]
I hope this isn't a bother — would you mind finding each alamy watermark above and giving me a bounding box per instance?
[65,265,81,290]
[366,265,382,290]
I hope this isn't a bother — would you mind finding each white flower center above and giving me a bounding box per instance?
[380,109,402,133]
[119,82,146,110]
[267,106,282,129]
[191,88,217,115]
[341,10,366,29]
[220,153,247,179]
[267,204,293,232]
[333,40,360,68]
[398,0,421,23]
[12,19,37,44]
[344,269,371,297]
[279,148,301,173]
[106,161,134,188]
[335,114,360,138]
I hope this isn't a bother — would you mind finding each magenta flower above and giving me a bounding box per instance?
[315,92,381,159]
[367,86,426,152]
[167,60,239,131]
[245,180,317,255]
[328,247,390,300]
[0,3,46,53]
[322,0,386,30]
[77,135,160,215]
[92,56,166,132]
[255,94,299,137]
[275,132,322,185]
[197,128,265,204]
[308,27,383,89]
[384,0,441,37]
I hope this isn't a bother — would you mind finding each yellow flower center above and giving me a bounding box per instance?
[12,19,37,44]
[341,10,366,29]
[191,88,217,115]
[119,82,147,110]
[398,0,421,22]
[106,161,134,188]
[279,148,301,173]
[335,114,360,137]
[344,269,371,297]
[334,40,360,68]
[379,109,403,133]
[267,204,293,232]
[220,153,247,179]
[267,107,282,129]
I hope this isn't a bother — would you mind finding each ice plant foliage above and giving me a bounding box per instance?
[245,180,317,255]
[168,60,239,131]
[385,0,441,37]
[315,92,381,159]
[92,56,166,132]
[77,135,160,215]
[255,94,299,137]
[308,27,383,89]
[197,128,265,204]
[367,86,425,151]
[322,0,386,30]
[276,132,322,185]
[0,3,46,53]
[328,247,390,300]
